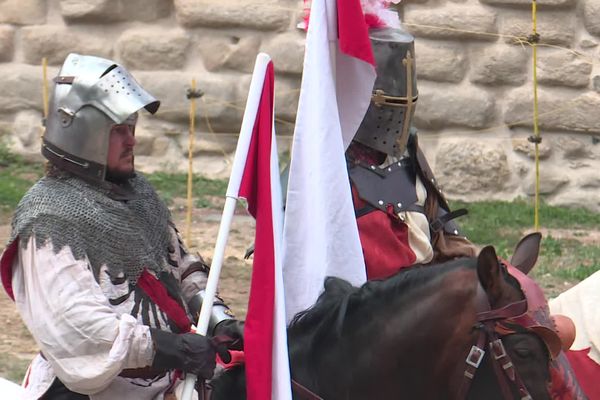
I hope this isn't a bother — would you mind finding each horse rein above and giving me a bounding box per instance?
[457,281,533,400]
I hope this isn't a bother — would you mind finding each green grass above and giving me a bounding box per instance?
[451,199,600,255]
[145,172,228,209]
[0,144,44,219]
[0,353,30,384]
[451,199,600,282]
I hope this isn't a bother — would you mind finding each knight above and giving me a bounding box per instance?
[0,53,244,399]
[346,27,478,280]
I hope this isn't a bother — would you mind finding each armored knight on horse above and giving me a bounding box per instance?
[345,27,478,281]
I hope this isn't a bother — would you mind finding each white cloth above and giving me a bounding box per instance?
[401,175,434,265]
[549,270,600,364]
[0,377,25,399]
[11,229,206,399]
[281,0,375,322]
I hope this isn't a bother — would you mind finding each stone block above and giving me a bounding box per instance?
[556,136,591,158]
[195,34,261,73]
[223,37,263,73]
[537,49,592,88]
[403,5,497,41]
[584,0,600,37]
[435,140,511,194]
[594,76,600,93]
[504,88,600,133]
[21,26,113,65]
[261,32,305,75]
[512,137,552,159]
[578,171,600,188]
[500,11,575,46]
[179,135,240,157]
[13,110,44,148]
[414,83,497,130]
[274,76,300,121]
[480,0,575,7]
[580,38,598,48]
[0,64,47,112]
[233,73,299,136]
[522,168,569,195]
[174,0,291,31]
[551,189,600,212]
[0,0,46,25]
[151,136,172,157]
[469,44,529,86]
[60,0,171,23]
[117,29,189,71]
[274,77,301,135]
[133,132,156,156]
[136,71,241,132]
[415,40,466,83]
[0,25,15,62]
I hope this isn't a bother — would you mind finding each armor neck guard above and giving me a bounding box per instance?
[10,174,172,285]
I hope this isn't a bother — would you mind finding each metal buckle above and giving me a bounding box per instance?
[466,346,485,368]
[491,339,507,360]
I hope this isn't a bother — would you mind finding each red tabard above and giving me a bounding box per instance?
[352,185,416,280]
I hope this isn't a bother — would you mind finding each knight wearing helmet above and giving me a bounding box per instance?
[0,54,243,399]
[346,27,478,280]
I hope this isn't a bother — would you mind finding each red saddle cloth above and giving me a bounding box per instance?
[561,349,600,400]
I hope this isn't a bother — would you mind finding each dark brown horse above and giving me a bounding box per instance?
[211,235,565,399]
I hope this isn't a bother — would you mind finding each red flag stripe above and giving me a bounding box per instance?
[239,61,276,400]
[338,0,376,66]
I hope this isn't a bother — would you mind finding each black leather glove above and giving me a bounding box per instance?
[150,328,225,379]
[213,319,245,351]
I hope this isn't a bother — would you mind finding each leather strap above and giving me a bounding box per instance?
[457,282,533,400]
[119,367,165,379]
[429,208,468,232]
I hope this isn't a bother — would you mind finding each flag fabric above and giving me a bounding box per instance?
[282,0,377,322]
[239,60,292,400]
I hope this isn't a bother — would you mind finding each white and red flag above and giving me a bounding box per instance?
[234,55,291,400]
[282,0,377,321]
[181,53,291,400]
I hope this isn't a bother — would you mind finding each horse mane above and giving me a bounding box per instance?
[287,257,478,358]
[210,364,246,400]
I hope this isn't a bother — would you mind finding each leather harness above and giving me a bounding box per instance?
[457,281,534,400]
[290,278,536,400]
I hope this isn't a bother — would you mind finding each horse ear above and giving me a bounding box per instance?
[510,232,542,275]
[477,245,503,303]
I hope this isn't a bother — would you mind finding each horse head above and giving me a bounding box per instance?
[467,234,558,400]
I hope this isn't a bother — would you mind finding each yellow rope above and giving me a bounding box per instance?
[531,0,541,230]
[185,79,197,246]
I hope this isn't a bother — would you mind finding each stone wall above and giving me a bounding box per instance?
[0,0,599,211]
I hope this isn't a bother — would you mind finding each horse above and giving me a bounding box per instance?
[210,234,566,399]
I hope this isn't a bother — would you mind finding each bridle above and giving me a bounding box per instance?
[457,280,535,400]
[291,274,540,400]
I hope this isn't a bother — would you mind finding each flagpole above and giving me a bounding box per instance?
[180,52,273,400]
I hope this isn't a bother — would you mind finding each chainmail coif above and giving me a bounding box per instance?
[9,173,172,285]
